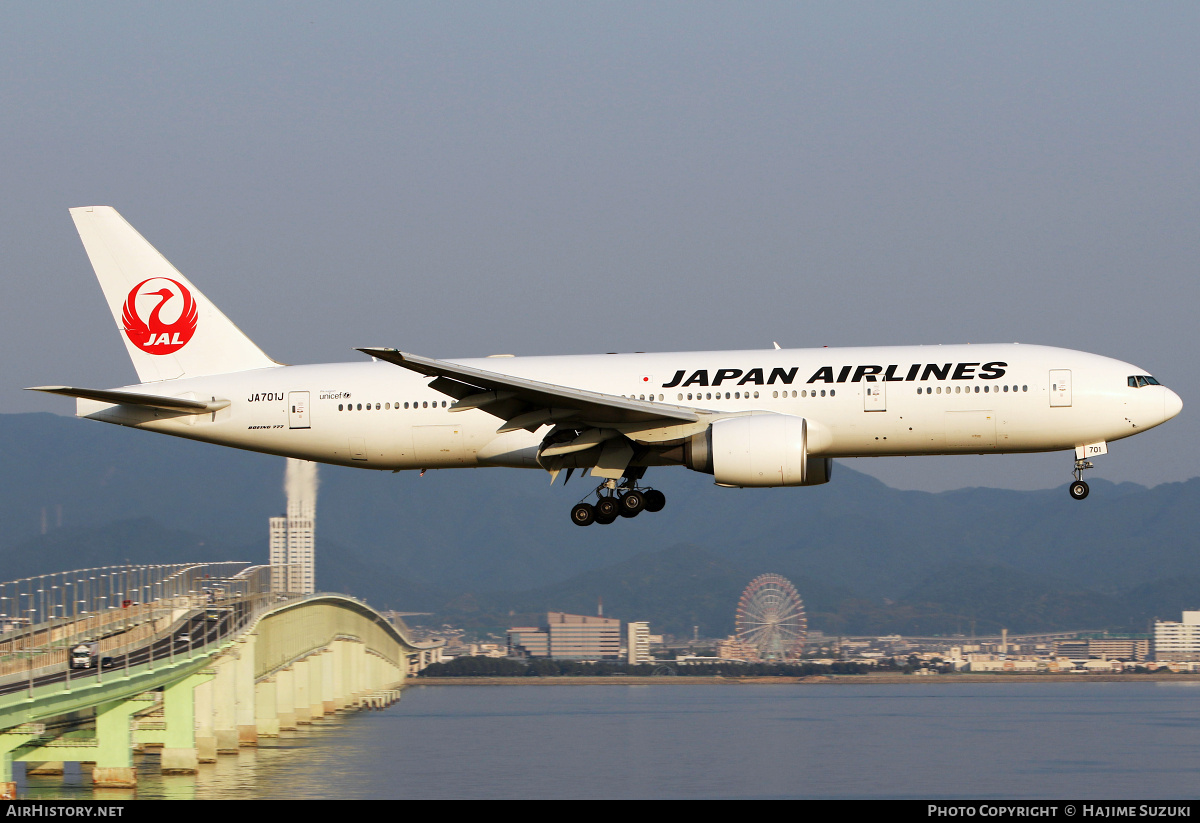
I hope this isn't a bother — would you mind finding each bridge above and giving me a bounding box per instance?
[0,562,441,796]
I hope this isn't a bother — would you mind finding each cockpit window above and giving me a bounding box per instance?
[1128,375,1161,388]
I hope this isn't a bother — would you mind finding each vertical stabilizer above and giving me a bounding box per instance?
[70,206,278,383]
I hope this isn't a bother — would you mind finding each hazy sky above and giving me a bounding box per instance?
[2,2,1196,492]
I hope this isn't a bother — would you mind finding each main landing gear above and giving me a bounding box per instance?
[570,479,667,526]
[1069,457,1093,500]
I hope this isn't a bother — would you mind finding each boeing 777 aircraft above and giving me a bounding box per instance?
[32,207,1183,525]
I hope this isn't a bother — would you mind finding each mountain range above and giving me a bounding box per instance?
[3,412,1197,637]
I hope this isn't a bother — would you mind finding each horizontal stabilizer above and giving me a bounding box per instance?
[26,386,229,414]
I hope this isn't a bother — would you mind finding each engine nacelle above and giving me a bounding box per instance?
[684,414,832,487]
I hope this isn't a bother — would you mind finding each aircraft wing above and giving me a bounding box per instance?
[357,348,700,432]
[26,386,229,414]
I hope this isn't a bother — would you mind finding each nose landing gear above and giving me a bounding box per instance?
[1069,458,1093,500]
[570,479,667,526]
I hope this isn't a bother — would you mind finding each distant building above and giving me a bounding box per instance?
[507,612,621,660]
[1155,611,1200,662]
[1054,635,1150,661]
[627,622,651,665]
[269,497,315,595]
[508,627,550,658]
[270,458,318,595]
[716,636,759,662]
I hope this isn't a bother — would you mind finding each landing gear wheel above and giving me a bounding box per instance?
[618,490,645,517]
[1070,457,1094,501]
[643,489,666,513]
[595,496,619,519]
[571,503,596,526]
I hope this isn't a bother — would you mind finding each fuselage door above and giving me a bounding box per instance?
[288,391,311,429]
[864,382,886,412]
[1049,370,1072,407]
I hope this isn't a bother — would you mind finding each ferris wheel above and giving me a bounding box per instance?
[735,574,808,661]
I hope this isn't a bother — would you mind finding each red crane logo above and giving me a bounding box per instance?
[122,278,198,355]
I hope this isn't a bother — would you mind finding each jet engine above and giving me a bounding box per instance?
[683,413,832,487]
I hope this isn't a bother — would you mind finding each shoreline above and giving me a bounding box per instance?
[411,673,1200,686]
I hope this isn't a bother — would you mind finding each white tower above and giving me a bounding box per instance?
[627,622,652,665]
[270,459,318,594]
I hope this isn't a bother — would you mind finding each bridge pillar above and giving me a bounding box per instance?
[307,651,326,720]
[343,641,358,707]
[2,728,42,799]
[212,654,240,754]
[371,652,392,691]
[350,640,367,706]
[254,677,279,737]
[91,698,140,788]
[366,653,379,694]
[293,658,311,724]
[193,677,217,763]
[276,666,297,730]
[321,647,336,715]
[160,671,211,774]
[235,634,257,746]
[331,640,349,710]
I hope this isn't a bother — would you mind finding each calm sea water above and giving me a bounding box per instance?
[20,682,1200,799]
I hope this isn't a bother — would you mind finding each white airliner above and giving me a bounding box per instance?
[32,207,1183,525]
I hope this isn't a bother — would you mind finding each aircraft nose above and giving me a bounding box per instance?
[1165,388,1183,421]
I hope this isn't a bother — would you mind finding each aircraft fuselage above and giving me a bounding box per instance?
[76,342,1180,472]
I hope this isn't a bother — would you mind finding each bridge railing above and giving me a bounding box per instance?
[0,562,303,684]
